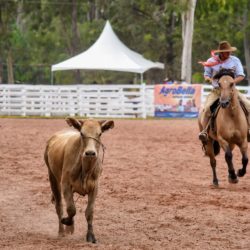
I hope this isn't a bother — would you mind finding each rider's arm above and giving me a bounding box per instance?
[234,75,245,84]
[204,76,212,83]
[204,65,213,83]
[234,57,245,84]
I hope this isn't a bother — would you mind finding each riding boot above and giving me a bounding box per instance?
[198,115,210,144]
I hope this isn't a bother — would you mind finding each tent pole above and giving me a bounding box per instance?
[140,73,143,84]
[51,71,54,85]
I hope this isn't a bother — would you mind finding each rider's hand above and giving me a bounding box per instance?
[205,77,212,83]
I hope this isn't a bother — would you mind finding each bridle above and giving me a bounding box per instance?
[80,132,106,163]
[218,76,235,109]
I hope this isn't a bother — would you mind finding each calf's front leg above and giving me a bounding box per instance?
[61,179,76,227]
[86,188,97,243]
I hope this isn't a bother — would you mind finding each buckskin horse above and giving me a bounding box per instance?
[198,68,248,186]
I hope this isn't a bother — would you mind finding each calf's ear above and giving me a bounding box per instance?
[65,117,83,131]
[100,120,114,132]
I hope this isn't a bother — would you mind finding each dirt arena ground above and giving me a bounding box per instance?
[0,118,250,250]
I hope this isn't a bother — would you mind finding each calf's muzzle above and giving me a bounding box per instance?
[85,150,97,157]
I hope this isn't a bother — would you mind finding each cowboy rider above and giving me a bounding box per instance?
[198,41,250,143]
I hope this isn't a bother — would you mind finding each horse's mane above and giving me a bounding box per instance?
[213,68,235,80]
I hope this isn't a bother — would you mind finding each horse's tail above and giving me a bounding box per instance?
[213,140,220,156]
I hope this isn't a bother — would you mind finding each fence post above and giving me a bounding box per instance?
[119,86,125,117]
[77,85,82,117]
[21,86,26,116]
[69,86,76,117]
[44,86,51,117]
[141,83,146,119]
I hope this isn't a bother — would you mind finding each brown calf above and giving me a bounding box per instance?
[44,117,114,243]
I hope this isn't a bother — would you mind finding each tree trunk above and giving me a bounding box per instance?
[164,11,176,81]
[16,0,24,31]
[7,50,14,84]
[71,0,81,83]
[0,59,3,84]
[243,9,250,85]
[181,0,197,83]
[88,0,97,21]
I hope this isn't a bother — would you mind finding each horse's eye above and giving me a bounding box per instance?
[99,132,102,137]
[230,82,234,88]
[218,82,221,88]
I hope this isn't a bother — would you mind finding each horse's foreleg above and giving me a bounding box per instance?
[218,136,238,184]
[210,157,218,186]
[238,142,248,177]
[225,147,238,183]
[206,140,219,186]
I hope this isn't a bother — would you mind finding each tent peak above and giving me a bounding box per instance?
[52,21,164,77]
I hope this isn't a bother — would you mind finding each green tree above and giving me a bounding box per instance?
[193,0,250,85]
[0,0,18,83]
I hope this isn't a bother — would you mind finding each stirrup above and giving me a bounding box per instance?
[199,131,208,144]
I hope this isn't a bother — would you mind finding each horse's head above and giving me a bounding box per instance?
[213,69,235,108]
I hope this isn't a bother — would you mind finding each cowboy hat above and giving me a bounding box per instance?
[213,41,237,53]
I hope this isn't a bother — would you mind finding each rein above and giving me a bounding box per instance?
[80,133,106,163]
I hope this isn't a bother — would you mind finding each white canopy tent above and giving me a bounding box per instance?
[51,20,164,84]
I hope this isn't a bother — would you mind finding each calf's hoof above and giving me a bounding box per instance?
[58,227,65,237]
[61,217,74,226]
[65,224,74,234]
[86,232,96,243]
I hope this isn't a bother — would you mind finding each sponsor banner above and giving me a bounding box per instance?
[154,84,202,118]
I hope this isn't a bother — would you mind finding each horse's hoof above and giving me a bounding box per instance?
[86,232,97,243]
[213,180,219,187]
[61,217,74,226]
[228,176,238,184]
[237,169,246,177]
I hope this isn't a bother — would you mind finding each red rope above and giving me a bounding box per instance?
[198,50,222,67]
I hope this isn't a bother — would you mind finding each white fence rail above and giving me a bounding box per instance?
[0,84,154,118]
[0,84,249,118]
